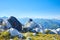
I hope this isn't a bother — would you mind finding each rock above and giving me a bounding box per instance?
[8,16,22,32]
[24,19,38,30]
[10,39,13,40]
[26,37,31,40]
[0,18,3,25]
[45,29,57,34]
[0,26,4,32]
[50,29,57,34]
[2,20,11,29]
[0,25,6,32]
[24,32,30,37]
[33,33,37,36]
[7,28,23,38]
[24,19,44,33]
[0,19,11,31]
[56,28,60,34]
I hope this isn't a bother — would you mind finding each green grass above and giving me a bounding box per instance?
[23,32,60,40]
[0,31,60,40]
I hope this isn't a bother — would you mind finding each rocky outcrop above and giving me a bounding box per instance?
[8,16,22,32]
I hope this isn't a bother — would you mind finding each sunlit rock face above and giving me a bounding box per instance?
[7,28,23,38]
[2,20,11,29]
[0,18,11,32]
[0,20,11,30]
[44,29,58,34]
[23,19,44,33]
[50,29,57,34]
[56,28,60,34]
[0,25,4,32]
[0,18,5,32]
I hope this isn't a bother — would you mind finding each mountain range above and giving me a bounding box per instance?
[1,16,60,29]
[18,18,60,29]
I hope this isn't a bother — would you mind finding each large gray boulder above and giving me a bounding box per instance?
[23,19,44,33]
[7,28,23,38]
[56,28,60,34]
[8,16,22,32]
[45,29,57,34]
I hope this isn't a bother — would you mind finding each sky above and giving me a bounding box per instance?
[0,0,60,19]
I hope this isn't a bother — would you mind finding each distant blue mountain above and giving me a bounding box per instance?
[0,17,60,29]
[34,19,60,29]
[0,16,8,20]
[18,18,30,24]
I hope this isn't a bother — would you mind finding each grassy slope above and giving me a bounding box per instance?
[0,32,60,40]
[23,32,60,40]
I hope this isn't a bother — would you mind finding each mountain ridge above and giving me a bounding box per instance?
[0,17,60,29]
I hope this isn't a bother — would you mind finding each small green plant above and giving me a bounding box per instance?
[45,30,51,34]
[13,36,19,40]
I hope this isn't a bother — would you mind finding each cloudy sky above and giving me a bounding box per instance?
[0,0,60,19]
